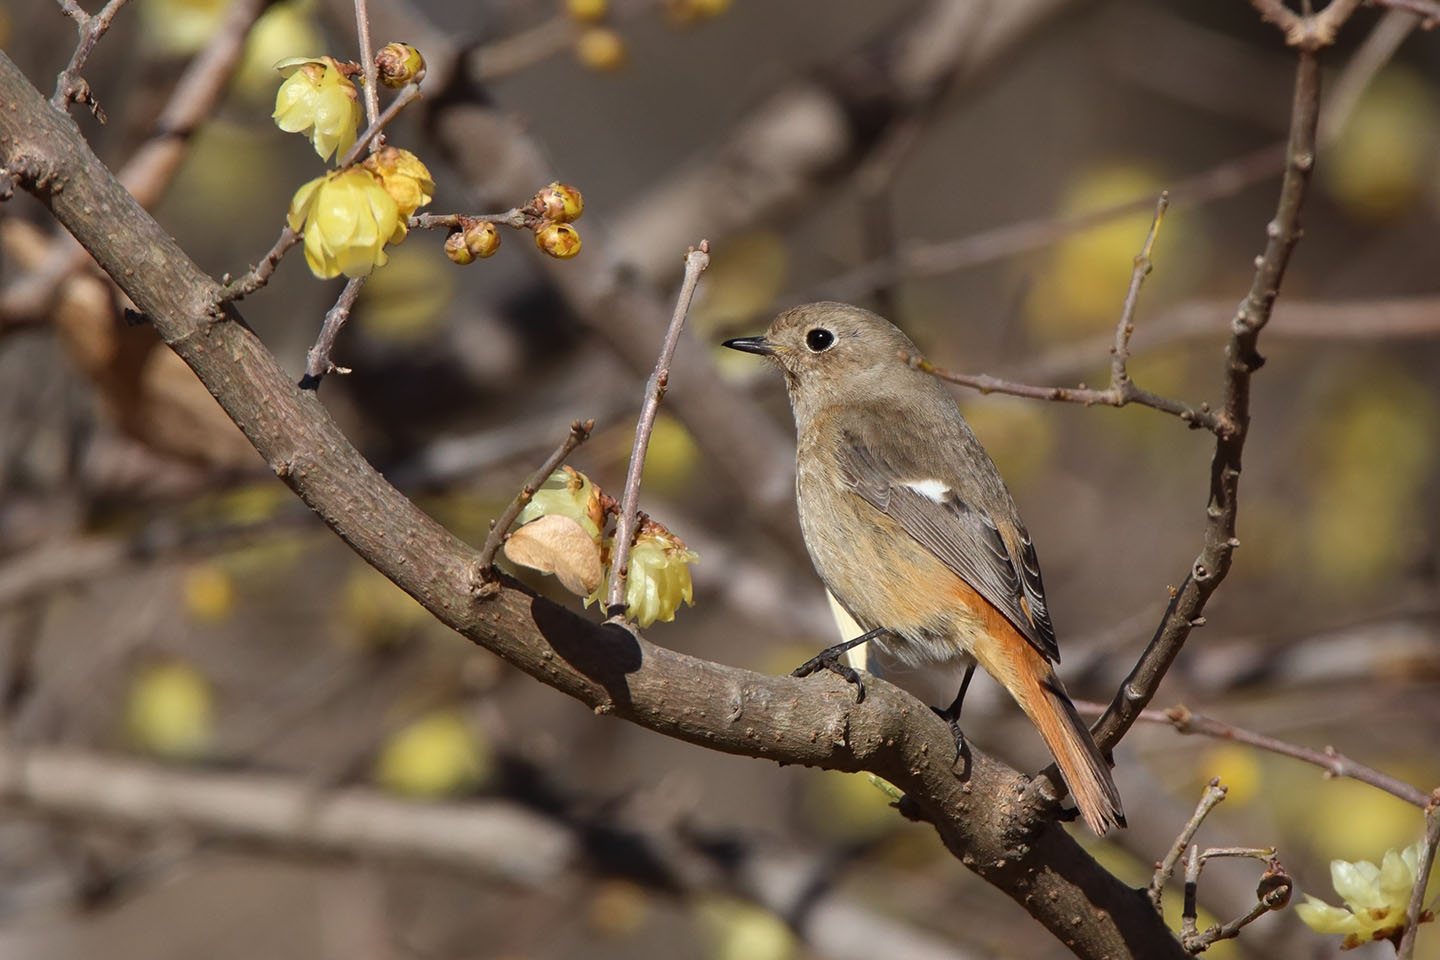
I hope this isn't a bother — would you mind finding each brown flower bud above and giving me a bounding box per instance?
[528,182,584,223]
[534,221,581,259]
[375,42,425,88]
[444,230,475,265]
[464,221,501,259]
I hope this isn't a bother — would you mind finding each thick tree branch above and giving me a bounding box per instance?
[0,51,1185,959]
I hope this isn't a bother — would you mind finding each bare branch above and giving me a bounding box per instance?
[476,419,596,574]
[301,277,367,386]
[50,0,131,116]
[1151,778,1228,914]
[909,193,1232,434]
[605,241,711,616]
[1092,29,1333,753]
[1077,700,1433,809]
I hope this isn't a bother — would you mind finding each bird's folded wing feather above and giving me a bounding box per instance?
[837,437,1060,663]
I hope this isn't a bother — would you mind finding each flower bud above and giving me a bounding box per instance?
[362,146,435,221]
[444,230,475,265]
[464,220,501,259]
[575,27,626,71]
[533,221,582,259]
[529,182,584,223]
[375,42,425,87]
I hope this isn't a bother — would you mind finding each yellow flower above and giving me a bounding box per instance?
[287,168,403,278]
[272,56,362,162]
[362,146,435,234]
[517,467,604,539]
[1296,842,1432,949]
[617,528,698,628]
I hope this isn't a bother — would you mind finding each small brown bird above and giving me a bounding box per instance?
[725,302,1124,834]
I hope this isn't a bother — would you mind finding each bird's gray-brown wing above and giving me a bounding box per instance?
[837,437,1060,662]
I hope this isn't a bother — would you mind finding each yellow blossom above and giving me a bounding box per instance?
[362,146,435,233]
[615,528,698,628]
[1296,841,1433,949]
[575,27,626,71]
[287,168,403,278]
[517,467,604,539]
[272,56,362,161]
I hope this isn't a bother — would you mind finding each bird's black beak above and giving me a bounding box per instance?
[722,335,774,356]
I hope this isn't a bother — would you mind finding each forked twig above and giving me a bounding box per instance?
[1151,778,1227,913]
[908,194,1226,434]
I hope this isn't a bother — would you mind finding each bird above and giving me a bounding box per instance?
[723,301,1124,835]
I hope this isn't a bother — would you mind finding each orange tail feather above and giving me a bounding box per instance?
[972,627,1125,835]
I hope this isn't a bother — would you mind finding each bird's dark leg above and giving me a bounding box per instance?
[791,628,889,703]
[932,663,977,772]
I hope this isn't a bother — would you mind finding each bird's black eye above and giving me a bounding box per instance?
[805,328,835,352]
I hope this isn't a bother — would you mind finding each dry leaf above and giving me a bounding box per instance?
[503,514,603,596]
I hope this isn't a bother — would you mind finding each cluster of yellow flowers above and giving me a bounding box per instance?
[505,467,699,628]
[271,49,433,279]
[1296,841,1433,949]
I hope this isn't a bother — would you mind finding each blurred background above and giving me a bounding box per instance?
[2,0,1439,957]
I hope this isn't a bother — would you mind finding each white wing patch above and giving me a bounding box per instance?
[901,479,951,503]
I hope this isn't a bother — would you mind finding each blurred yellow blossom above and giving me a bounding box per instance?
[235,1,323,98]
[1296,841,1432,949]
[125,661,214,760]
[375,710,489,798]
[287,168,403,278]
[272,56,362,162]
[138,0,227,55]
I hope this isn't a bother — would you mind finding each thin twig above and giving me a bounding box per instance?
[409,209,531,232]
[1182,848,1291,953]
[908,194,1227,433]
[1076,700,1433,809]
[337,82,421,169]
[221,226,302,301]
[353,0,382,133]
[1150,778,1227,913]
[604,241,711,617]
[1092,17,1339,753]
[476,419,596,576]
[1397,797,1440,959]
[300,277,366,387]
[50,0,131,116]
